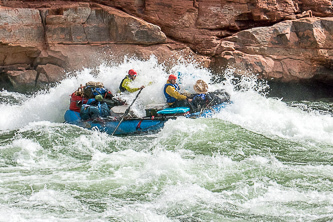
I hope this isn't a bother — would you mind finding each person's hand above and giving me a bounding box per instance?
[188,98,192,102]
[140,85,145,89]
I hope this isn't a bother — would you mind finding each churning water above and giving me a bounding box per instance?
[0,57,332,222]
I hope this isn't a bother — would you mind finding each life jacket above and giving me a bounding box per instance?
[119,76,130,92]
[193,93,206,101]
[69,93,88,112]
[163,83,180,104]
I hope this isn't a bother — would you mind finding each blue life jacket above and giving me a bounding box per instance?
[193,93,206,101]
[163,83,180,103]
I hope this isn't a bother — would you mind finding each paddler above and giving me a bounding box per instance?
[163,74,193,108]
[119,69,145,93]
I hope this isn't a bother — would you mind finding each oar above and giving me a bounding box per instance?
[111,88,143,136]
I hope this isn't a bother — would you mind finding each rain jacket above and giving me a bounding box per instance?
[119,76,140,93]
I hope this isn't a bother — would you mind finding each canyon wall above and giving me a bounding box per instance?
[1,0,333,89]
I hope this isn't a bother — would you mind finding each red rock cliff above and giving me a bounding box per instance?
[1,0,333,88]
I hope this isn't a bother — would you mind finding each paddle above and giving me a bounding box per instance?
[111,88,143,136]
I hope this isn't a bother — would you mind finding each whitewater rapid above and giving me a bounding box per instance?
[1,57,333,222]
[1,57,332,146]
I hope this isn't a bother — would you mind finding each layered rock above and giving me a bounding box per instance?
[0,2,200,89]
[212,18,333,83]
[1,0,333,90]
[112,0,333,84]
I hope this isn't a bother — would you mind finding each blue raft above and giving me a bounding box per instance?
[64,102,231,135]
[64,110,173,135]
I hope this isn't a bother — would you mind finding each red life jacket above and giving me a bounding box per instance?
[69,93,87,112]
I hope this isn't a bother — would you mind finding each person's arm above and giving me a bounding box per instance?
[122,78,140,93]
[165,85,187,100]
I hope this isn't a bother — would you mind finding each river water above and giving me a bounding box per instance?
[1,58,332,222]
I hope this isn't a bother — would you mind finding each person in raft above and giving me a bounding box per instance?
[163,74,193,108]
[191,79,209,112]
[119,69,145,93]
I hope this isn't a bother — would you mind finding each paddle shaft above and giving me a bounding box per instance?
[111,88,143,136]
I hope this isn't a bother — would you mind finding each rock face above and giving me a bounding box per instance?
[0,0,333,89]
[0,2,184,89]
[212,18,333,83]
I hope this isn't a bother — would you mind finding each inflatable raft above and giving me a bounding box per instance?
[64,102,231,135]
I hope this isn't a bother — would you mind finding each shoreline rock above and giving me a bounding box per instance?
[0,0,333,90]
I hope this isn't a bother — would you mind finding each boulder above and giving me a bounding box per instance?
[211,18,333,83]
[36,64,66,83]
[7,70,38,87]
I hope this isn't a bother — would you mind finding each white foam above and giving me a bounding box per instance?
[1,57,332,147]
